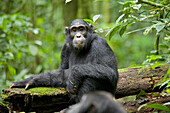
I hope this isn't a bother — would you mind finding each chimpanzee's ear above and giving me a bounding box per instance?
[65,27,69,34]
[89,24,95,33]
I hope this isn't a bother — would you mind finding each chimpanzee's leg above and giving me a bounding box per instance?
[69,78,106,102]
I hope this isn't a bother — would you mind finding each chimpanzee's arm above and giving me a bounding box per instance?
[10,44,70,89]
[10,70,68,89]
[10,77,33,88]
[66,64,118,92]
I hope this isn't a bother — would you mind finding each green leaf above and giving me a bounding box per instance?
[156,23,165,33]
[15,69,29,81]
[11,14,17,21]
[167,66,170,75]
[14,20,22,27]
[164,36,170,42]
[65,0,71,4]
[163,102,170,106]
[5,52,14,60]
[150,50,157,54]
[0,33,6,37]
[119,24,127,37]
[105,25,121,40]
[150,55,162,60]
[36,65,42,73]
[159,79,170,89]
[143,26,153,35]
[132,4,141,10]
[136,90,146,100]
[7,64,16,76]
[116,14,125,24]
[138,104,170,112]
[29,44,38,56]
[140,15,156,21]
[151,62,160,69]
[2,18,7,30]
[33,28,39,34]
[143,23,162,35]
[83,19,94,25]
[35,40,42,46]
[159,43,169,49]
[93,14,101,23]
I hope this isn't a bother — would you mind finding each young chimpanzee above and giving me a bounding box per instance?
[66,91,127,113]
[10,19,119,103]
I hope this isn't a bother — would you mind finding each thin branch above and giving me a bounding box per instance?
[155,34,160,55]
[138,0,170,10]
[13,0,27,13]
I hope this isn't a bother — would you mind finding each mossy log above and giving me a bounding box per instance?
[1,65,169,112]
[1,88,70,113]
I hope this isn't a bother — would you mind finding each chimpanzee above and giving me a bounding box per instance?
[10,19,119,103]
[66,91,127,113]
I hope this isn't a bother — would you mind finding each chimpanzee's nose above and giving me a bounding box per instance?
[76,33,81,38]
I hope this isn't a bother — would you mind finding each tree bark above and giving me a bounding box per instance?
[62,0,78,26]
[116,65,169,98]
[1,64,169,112]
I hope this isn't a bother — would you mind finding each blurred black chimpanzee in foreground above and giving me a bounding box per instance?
[66,91,127,113]
[10,19,119,103]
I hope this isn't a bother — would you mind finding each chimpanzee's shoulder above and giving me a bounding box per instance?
[92,34,108,45]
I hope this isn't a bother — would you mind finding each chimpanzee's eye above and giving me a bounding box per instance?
[71,27,77,32]
[72,29,76,32]
[79,28,84,31]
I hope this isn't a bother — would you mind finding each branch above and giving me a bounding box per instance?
[13,0,27,13]
[138,0,170,10]
[155,34,160,55]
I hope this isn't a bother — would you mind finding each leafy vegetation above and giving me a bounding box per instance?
[107,0,170,65]
[138,103,170,112]
[107,0,169,112]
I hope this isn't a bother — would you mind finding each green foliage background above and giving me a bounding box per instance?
[0,0,169,97]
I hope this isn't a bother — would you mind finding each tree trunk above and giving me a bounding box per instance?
[62,0,78,26]
[78,0,92,19]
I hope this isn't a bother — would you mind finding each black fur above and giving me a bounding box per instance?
[66,91,126,113]
[10,19,119,103]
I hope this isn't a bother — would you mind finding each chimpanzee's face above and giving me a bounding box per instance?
[66,19,90,50]
[70,22,87,49]
[70,24,87,38]
[65,19,93,51]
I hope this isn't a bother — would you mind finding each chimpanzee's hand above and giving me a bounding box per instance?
[66,79,78,95]
[66,66,84,95]
[10,76,35,90]
[10,81,27,89]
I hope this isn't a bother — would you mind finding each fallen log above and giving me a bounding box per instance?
[1,64,169,112]
[116,65,169,98]
[1,88,70,113]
